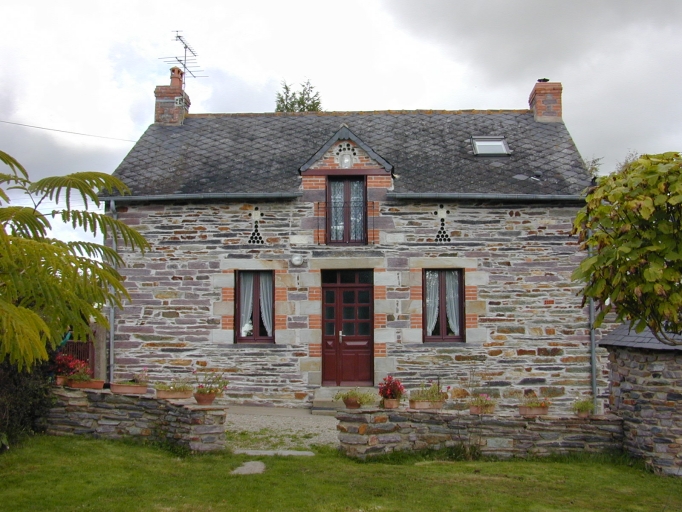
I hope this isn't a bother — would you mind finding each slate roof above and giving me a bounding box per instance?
[110,110,590,198]
[599,324,682,351]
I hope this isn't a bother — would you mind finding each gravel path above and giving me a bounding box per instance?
[224,406,339,451]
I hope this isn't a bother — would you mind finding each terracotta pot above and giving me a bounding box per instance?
[382,398,400,409]
[519,406,548,417]
[343,397,361,409]
[469,405,495,415]
[409,400,445,410]
[156,389,193,400]
[576,411,590,419]
[55,375,67,386]
[67,379,105,389]
[193,392,218,405]
[110,383,148,395]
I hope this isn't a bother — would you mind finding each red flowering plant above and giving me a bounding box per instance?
[378,375,405,400]
[193,370,229,395]
[54,353,83,377]
[66,359,93,382]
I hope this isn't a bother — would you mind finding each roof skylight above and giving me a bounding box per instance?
[471,136,511,156]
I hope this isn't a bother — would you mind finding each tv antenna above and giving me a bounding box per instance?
[159,31,207,89]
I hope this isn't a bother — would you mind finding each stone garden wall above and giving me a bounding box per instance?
[337,408,623,460]
[47,388,226,452]
[607,347,682,476]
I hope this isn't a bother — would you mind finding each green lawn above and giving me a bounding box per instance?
[1,436,681,511]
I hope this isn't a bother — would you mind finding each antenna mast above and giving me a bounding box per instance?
[159,31,207,89]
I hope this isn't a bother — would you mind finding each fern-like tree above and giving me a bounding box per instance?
[572,152,682,345]
[275,79,322,112]
[0,151,148,369]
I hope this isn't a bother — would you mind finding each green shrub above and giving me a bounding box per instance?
[0,360,52,450]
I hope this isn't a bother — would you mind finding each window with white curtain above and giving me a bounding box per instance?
[423,269,464,342]
[327,177,366,244]
[236,271,274,343]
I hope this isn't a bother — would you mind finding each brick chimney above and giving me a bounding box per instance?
[154,67,191,125]
[528,79,562,123]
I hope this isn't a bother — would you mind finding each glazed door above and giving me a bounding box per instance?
[321,270,373,386]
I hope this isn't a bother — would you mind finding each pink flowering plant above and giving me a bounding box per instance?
[193,370,229,395]
[378,375,405,400]
[468,393,497,408]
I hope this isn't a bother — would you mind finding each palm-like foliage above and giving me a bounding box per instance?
[0,150,148,369]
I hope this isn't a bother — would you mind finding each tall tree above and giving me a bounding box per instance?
[572,152,682,345]
[0,151,148,369]
[275,79,322,112]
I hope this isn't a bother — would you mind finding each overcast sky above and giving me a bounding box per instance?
[1,0,680,191]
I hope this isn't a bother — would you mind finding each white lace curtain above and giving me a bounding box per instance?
[259,272,273,337]
[425,270,440,336]
[425,270,460,336]
[445,270,460,335]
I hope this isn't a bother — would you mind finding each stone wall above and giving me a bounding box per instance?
[47,388,226,452]
[111,190,609,410]
[337,408,623,459]
[607,347,682,476]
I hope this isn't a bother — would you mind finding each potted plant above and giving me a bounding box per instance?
[409,381,449,410]
[519,393,551,416]
[53,353,79,386]
[571,398,594,418]
[378,375,405,409]
[468,393,496,415]
[193,370,229,405]
[110,368,150,395]
[334,388,376,409]
[154,377,193,400]
[66,359,104,389]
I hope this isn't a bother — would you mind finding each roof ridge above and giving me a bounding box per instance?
[187,109,531,119]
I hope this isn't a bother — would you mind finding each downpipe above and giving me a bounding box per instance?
[108,199,117,383]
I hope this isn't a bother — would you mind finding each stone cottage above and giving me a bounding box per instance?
[103,68,603,410]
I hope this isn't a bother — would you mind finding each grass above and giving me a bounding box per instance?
[1,436,682,511]
[224,427,316,450]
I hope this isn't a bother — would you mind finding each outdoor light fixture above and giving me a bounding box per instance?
[290,254,304,266]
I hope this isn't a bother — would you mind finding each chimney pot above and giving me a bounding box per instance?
[529,80,562,122]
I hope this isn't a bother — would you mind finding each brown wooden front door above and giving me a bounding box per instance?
[321,270,374,386]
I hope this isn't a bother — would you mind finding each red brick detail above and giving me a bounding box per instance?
[466,314,479,329]
[222,316,234,329]
[313,202,325,217]
[529,81,562,120]
[544,299,555,305]
[275,288,288,302]
[374,286,387,300]
[374,343,387,357]
[309,314,322,330]
[309,344,322,357]
[302,176,326,190]
[367,176,392,188]
[368,229,380,244]
[275,315,287,330]
[309,287,322,301]
[545,327,556,335]
[222,288,234,301]
[465,286,478,301]
[410,286,422,300]
[375,314,387,328]
[314,229,325,244]
[411,314,423,328]
[464,268,477,273]
[368,201,380,217]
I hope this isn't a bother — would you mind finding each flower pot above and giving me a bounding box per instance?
[382,398,400,409]
[55,375,67,386]
[409,400,445,410]
[110,383,148,395]
[469,405,495,415]
[67,379,105,389]
[519,406,548,417]
[193,392,218,405]
[576,411,590,419]
[156,389,193,400]
[343,397,361,409]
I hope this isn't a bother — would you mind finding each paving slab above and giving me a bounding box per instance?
[233,449,315,457]
[231,461,266,475]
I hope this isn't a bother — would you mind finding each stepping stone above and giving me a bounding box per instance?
[233,449,315,457]
[231,461,266,475]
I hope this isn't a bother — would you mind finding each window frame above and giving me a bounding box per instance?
[471,136,511,156]
[326,176,367,245]
[422,269,465,343]
[234,270,275,344]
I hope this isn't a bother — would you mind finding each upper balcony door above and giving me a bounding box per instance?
[327,178,366,245]
[321,269,373,386]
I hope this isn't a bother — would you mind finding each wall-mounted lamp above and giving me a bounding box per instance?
[290,254,304,267]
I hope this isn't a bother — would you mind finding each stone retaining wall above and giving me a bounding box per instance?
[607,347,682,476]
[47,388,226,452]
[337,408,623,460]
